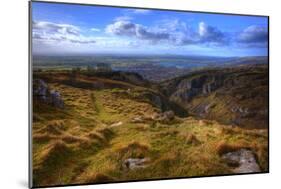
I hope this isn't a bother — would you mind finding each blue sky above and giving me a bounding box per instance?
[32,2,268,57]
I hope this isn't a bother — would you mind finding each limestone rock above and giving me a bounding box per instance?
[221,149,261,173]
[33,79,64,108]
[122,158,150,170]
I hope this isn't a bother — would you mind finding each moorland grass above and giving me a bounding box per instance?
[32,74,268,186]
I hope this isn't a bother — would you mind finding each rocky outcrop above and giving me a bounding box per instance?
[161,65,268,129]
[221,149,261,173]
[135,90,187,117]
[33,79,48,101]
[122,158,150,170]
[152,110,175,123]
[49,90,64,108]
[33,79,64,108]
[171,74,224,102]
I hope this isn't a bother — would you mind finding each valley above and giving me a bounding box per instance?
[32,60,268,187]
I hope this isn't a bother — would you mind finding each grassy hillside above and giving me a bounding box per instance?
[32,70,268,187]
[160,64,268,129]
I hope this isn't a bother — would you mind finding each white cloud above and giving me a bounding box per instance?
[114,16,133,22]
[131,9,151,14]
[33,21,96,44]
[105,19,228,46]
[33,21,80,36]
[90,28,100,32]
[238,25,268,44]
[198,22,227,45]
[105,20,170,43]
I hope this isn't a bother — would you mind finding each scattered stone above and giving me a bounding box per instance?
[162,110,175,120]
[49,90,64,108]
[221,149,261,173]
[122,158,150,170]
[33,79,48,100]
[131,116,144,123]
[150,110,175,123]
[110,121,123,127]
[33,79,64,108]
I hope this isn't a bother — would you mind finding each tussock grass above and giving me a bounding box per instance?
[117,142,150,160]
[32,74,268,186]
[38,120,67,135]
[152,153,180,174]
[184,133,201,145]
[33,133,54,143]
[220,126,242,135]
[61,134,87,144]
[96,127,114,139]
[133,124,150,131]
[156,129,179,137]
[33,140,73,186]
[87,132,107,143]
[216,141,250,156]
[82,173,115,183]
[252,142,269,171]
[242,129,268,138]
[39,140,72,165]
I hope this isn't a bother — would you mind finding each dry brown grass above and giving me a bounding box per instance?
[252,142,269,171]
[82,173,115,183]
[134,124,150,131]
[33,133,55,143]
[185,133,201,145]
[117,142,150,160]
[38,120,67,135]
[242,129,268,138]
[220,126,242,135]
[62,134,87,144]
[87,132,106,143]
[156,129,179,137]
[151,152,181,175]
[39,140,72,164]
[216,141,250,156]
[32,73,268,186]
[96,127,114,139]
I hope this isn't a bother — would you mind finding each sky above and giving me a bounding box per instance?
[32,2,268,57]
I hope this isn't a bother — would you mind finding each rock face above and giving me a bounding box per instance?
[152,110,175,123]
[33,79,48,101]
[160,65,269,129]
[49,90,64,108]
[122,158,150,170]
[135,90,187,117]
[172,75,224,102]
[221,149,261,173]
[33,79,64,108]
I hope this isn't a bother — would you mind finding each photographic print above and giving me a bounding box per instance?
[30,1,269,187]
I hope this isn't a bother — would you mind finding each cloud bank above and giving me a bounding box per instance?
[33,21,96,44]
[237,25,268,47]
[32,18,268,55]
[105,20,229,46]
